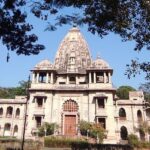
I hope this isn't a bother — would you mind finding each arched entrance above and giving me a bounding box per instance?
[13,125,18,137]
[120,126,128,140]
[4,123,11,136]
[62,99,78,136]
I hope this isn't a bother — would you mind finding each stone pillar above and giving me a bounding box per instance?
[46,72,49,83]
[76,76,79,84]
[32,73,35,83]
[108,72,111,83]
[104,72,106,83]
[95,98,98,115]
[51,72,54,84]
[36,73,39,83]
[66,75,69,84]
[89,72,91,83]
[94,72,96,83]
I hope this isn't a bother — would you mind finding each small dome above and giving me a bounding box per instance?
[92,57,110,69]
[34,59,53,70]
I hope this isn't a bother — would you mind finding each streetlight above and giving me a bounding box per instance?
[21,75,30,150]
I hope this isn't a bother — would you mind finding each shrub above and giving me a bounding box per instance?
[44,136,88,148]
[128,134,139,147]
[79,120,105,143]
[38,122,58,137]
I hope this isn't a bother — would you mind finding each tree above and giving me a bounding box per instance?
[139,82,150,102]
[79,120,105,143]
[0,80,28,99]
[1,1,150,78]
[116,86,136,99]
[0,0,45,56]
[38,122,58,137]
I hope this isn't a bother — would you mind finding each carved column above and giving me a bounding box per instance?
[76,76,79,84]
[94,72,96,83]
[89,72,91,83]
[32,73,35,83]
[95,97,98,115]
[104,72,106,83]
[108,72,111,83]
[36,73,39,83]
[51,72,54,84]
[66,75,69,84]
[46,72,49,83]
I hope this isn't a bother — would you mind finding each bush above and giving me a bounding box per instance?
[128,134,139,147]
[44,136,88,148]
[38,122,58,137]
[79,120,105,143]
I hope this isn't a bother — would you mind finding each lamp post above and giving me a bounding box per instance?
[21,75,30,150]
[87,129,89,140]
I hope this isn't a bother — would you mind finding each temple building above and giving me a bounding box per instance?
[0,27,149,143]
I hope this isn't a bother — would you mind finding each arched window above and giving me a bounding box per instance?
[0,108,3,117]
[13,125,18,137]
[137,110,143,122]
[120,126,128,140]
[4,123,11,136]
[6,106,13,117]
[63,99,78,112]
[15,108,20,118]
[119,108,126,120]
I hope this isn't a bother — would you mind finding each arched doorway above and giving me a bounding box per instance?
[13,125,18,137]
[15,108,20,118]
[137,110,143,122]
[120,126,128,140]
[4,123,11,136]
[62,99,78,136]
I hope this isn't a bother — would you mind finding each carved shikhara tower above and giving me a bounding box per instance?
[0,27,149,143]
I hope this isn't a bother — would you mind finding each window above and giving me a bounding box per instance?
[98,118,106,129]
[13,125,18,137]
[0,108,3,117]
[96,72,104,83]
[15,108,20,118]
[98,98,105,108]
[119,108,126,120]
[36,97,43,107]
[120,126,128,140]
[39,72,46,83]
[63,100,78,112]
[4,123,11,136]
[35,116,42,128]
[137,110,143,122]
[6,106,13,118]
[69,77,76,84]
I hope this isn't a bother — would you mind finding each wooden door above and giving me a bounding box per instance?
[64,115,76,136]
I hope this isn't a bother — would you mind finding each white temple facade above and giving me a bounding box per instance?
[0,27,149,143]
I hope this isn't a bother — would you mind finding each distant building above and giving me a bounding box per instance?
[0,27,149,143]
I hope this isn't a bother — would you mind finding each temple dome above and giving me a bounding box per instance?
[54,27,92,70]
[34,59,53,70]
[92,57,110,69]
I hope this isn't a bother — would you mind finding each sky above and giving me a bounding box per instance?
[0,11,149,89]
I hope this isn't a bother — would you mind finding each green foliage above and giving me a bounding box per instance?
[139,82,150,102]
[116,86,136,99]
[79,120,105,143]
[128,134,139,147]
[38,122,58,137]
[44,136,88,148]
[0,81,28,99]
[80,120,91,136]
[128,133,150,148]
